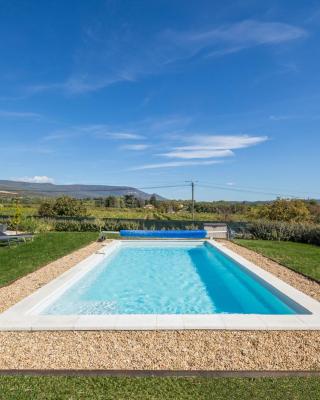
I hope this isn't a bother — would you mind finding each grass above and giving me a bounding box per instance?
[0,377,319,399]
[235,239,320,281]
[0,232,98,287]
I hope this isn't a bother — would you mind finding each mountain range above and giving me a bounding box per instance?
[0,180,164,200]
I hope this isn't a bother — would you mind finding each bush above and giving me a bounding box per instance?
[38,197,87,218]
[247,220,320,246]
[103,220,140,231]
[256,199,310,222]
[38,201,55,218]
[18,217,54,234]
[53,196,87,217]
[54,219,104,232]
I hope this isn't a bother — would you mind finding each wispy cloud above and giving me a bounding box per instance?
[27,20,306,95]
[130,160,223,170]
[122,144,150,151]
[0,110,42,119]
[131,134,267,169]
[43,125,145,142]
[269,115,295,121]
[13,176,55,184]
[160,149,234,159]
[179,135,268,151]
[105,132,144,140]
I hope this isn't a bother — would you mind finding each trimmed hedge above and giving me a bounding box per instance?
[246,220,320,246]
[53,220,141,232]
[52,219,201,232]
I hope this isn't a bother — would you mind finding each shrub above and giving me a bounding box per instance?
[18,217,54,234]
[38,196,87,218]
[54,219,104,232]
[53,196,87,217]
[54,220,83,232]
[10,201,23,233]
[38,201,55,217]
[102,220,139,231]
[256,199,310,222]
[247,220,320,246]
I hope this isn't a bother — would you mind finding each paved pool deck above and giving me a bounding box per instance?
[0,239,319,371]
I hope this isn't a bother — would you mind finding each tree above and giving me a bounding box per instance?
[38,201,55,217]
[257,199,310,222]
[149,194,158,208]
[52,196,87,217]
[124,194,138,208]
[105,196,118,208]
[10,199,23,234]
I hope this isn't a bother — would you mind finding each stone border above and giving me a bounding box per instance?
[0,239,319,370]
[1,240,319,331]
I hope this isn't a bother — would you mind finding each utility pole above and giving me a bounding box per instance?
[186,180,197,228]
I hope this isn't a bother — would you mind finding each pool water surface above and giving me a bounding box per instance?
[42,241,309,315]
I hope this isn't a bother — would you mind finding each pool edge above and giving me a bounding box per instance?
[0,239,320,331]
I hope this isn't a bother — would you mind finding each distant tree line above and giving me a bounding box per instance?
[31,195,320,223]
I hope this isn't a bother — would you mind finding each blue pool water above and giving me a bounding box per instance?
[42,242,308,315]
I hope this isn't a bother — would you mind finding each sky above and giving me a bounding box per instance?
[0,0,320,201]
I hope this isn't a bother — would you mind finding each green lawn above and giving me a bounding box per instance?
[0,377,319,400]
[0,232,98,287]
[235,240,320,281]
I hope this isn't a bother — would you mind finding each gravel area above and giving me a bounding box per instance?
[0,239,319,371]
[0,331,319,370]
[0,241,106,313]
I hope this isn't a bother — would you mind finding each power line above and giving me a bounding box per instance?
[198,181,320,198]
[1,180,317,199]
[197,183,299,198]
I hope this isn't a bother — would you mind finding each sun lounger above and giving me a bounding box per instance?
[0,224,7,234]
[0,233,34,246]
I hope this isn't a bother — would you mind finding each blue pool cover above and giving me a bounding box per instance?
[120,230,207,239]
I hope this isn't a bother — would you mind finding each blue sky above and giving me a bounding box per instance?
[1,0,320,200]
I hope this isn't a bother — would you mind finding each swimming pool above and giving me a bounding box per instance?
[1,240,320,330]
[42,241,308,315]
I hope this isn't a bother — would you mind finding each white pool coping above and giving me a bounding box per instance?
[0,239,319,331]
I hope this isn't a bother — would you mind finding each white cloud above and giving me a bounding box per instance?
[122,144,150,150]
[27,20,306,95]
[269,115,293,121]
[131,134,267,170]
[14,176,55,184]
[107,132,144,140]
[159,149,234,159]
[130,160,223,170]
[0,110,41,119]
[180,135,268,151]
[43,125,145,142]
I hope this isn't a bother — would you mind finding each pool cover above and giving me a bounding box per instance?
[120,230,207,238]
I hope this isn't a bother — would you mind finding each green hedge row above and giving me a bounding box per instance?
[246,220,320,246]
[54,220,141,232]
[53,220,199,232]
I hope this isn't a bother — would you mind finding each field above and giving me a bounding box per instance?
[0,232,98,287]
[235,240,320,281]
[0,376,319,399]
[0,203,248,221]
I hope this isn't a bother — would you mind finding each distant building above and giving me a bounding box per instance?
[144,204,155,210]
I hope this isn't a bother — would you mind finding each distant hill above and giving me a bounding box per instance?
[0,180,165,200]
